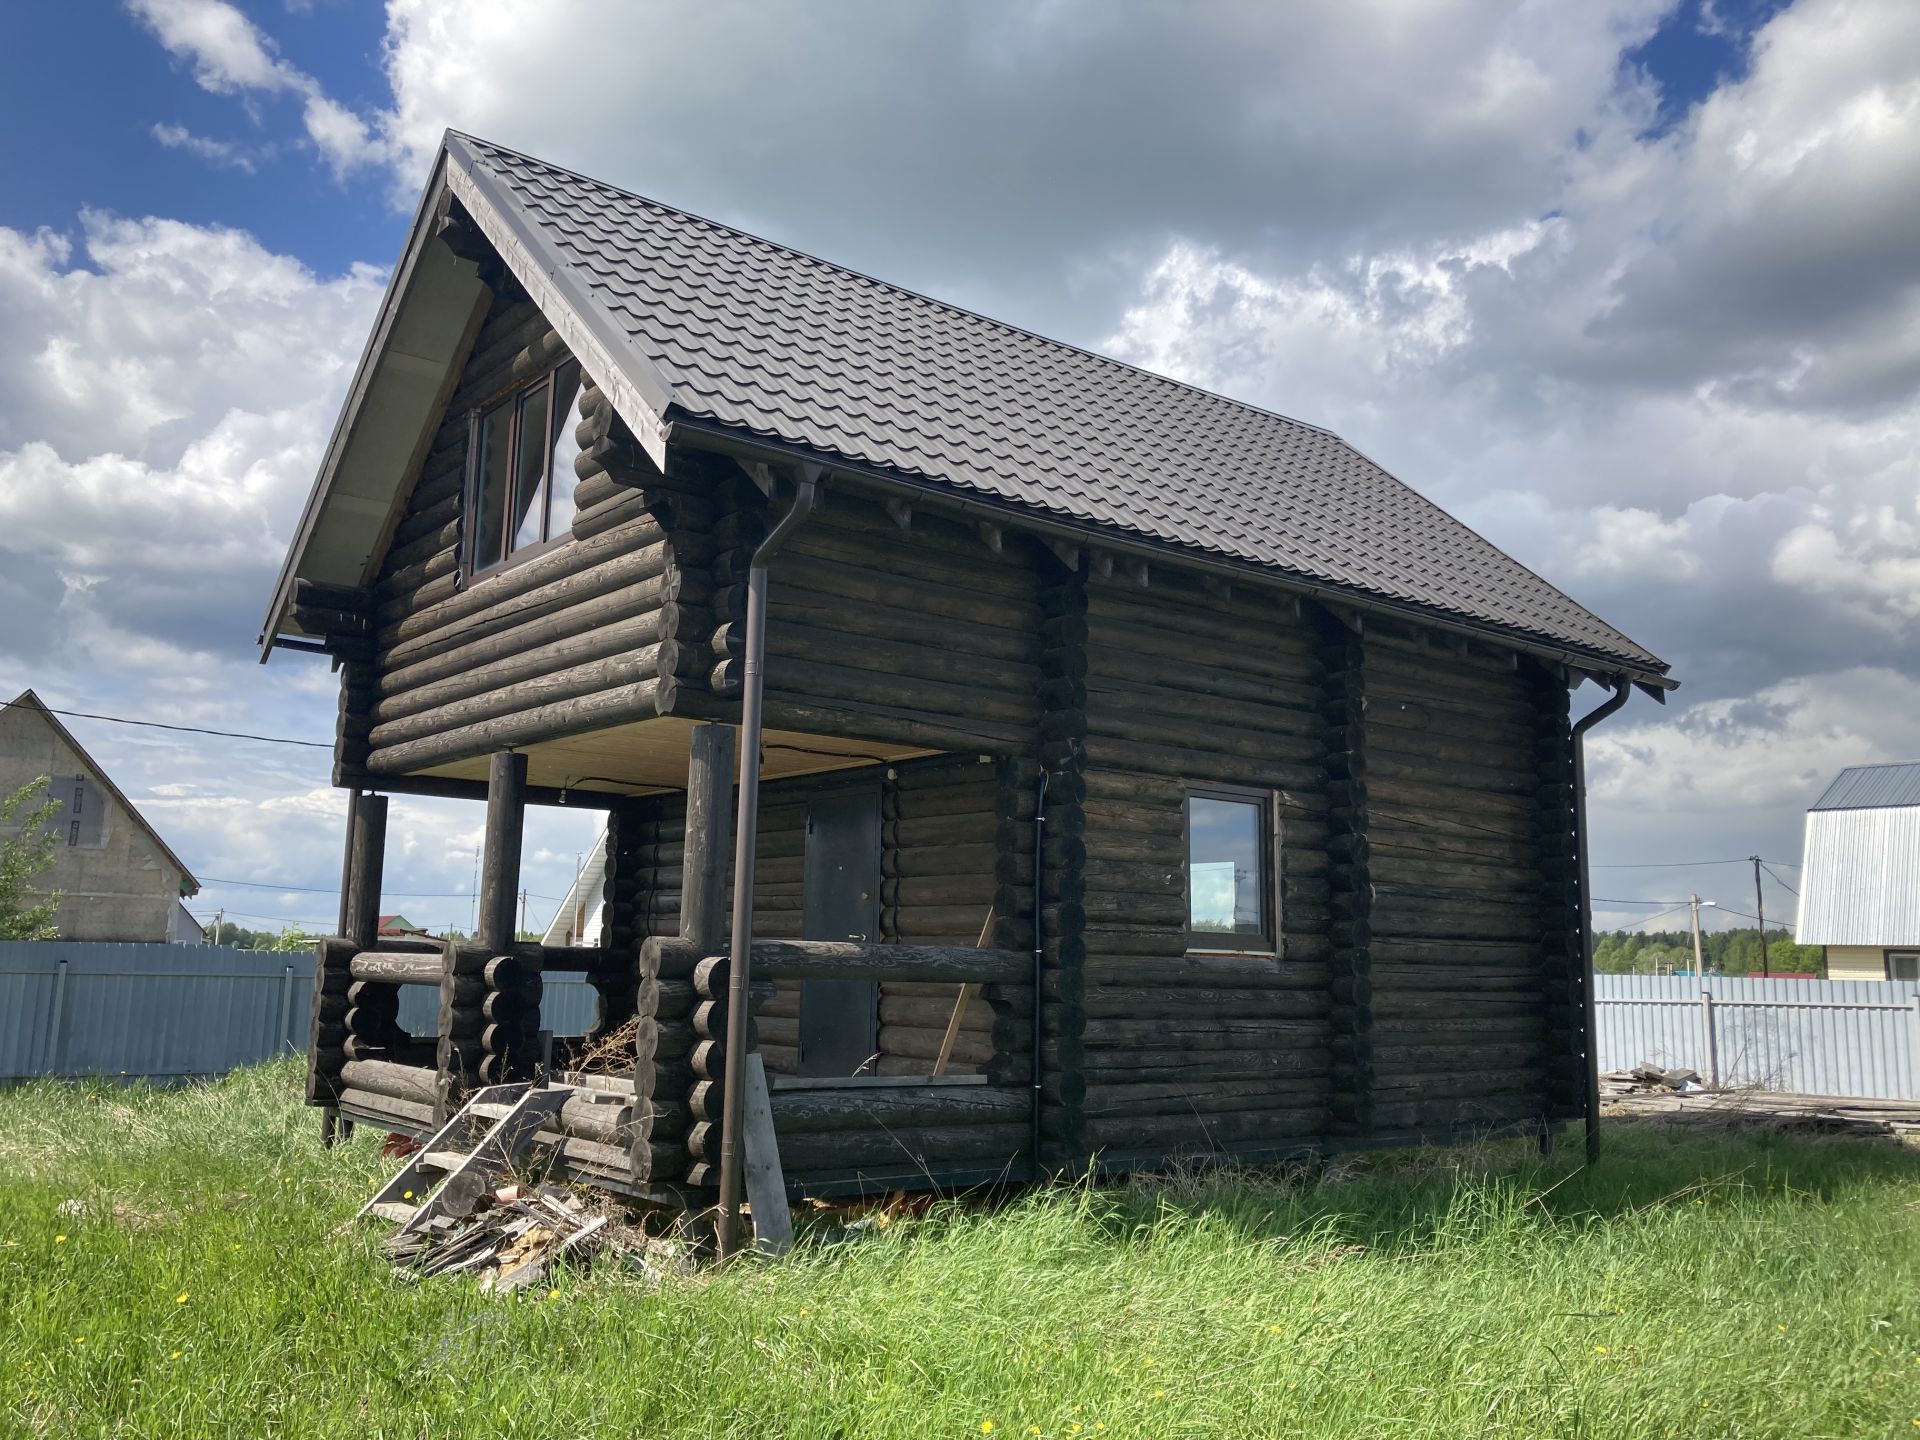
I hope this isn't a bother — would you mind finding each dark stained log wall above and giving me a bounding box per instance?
[1360,630,1564,1136]
[707,486,1045,756]
[344,282,720,778]
[872,754,1033,1080]
[1070,569,1333,1163]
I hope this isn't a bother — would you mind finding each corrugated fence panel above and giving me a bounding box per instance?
[0,942,603,1084]
[0,943,313,1083]
[1595,974,1920,1100]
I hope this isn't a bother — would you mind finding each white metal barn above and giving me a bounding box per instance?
[1796,762,1920,982]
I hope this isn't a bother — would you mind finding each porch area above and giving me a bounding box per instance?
[309,713,1049,1221]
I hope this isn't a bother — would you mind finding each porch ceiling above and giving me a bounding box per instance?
[415,715,936,796]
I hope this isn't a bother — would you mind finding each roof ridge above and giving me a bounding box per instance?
[449,131,1351,444]
[1834,760,1920,772]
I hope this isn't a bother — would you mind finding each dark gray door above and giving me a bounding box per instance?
[799,779,881,1076]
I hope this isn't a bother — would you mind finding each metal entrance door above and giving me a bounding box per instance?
[799,779,881,1076]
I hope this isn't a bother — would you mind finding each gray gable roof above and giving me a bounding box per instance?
[1811,762,1920,811]
[448,135,1664,678]
[268,131,1668,681]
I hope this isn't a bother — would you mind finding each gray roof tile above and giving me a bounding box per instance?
[458,135,1664,674]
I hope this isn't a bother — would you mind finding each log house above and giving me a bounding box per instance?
[262,134,1673,1241]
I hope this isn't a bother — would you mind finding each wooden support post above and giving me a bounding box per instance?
[344,792,388,952]
[480,751,528,952]
[681,724,736,953]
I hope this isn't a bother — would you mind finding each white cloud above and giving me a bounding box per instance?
[127,0,397,177]
[150,121,260,172]
[127,0,302,95]
[0,212,381,678]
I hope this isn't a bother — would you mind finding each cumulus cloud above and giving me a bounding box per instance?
[127,0,396,177]
[150,122,262,172]
[0,212,382,676]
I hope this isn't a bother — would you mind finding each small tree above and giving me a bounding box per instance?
[0,777,63,941]
[267,924,311,953]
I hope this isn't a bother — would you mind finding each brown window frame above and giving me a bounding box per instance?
[463,360,580,579]
[1183,783,1279,956]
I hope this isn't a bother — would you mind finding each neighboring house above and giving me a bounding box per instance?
[541,831,607,948]
[0,689,202,943]
[261,135,1674,1205]
[1796,762,1920,981]
[377,913,435,941]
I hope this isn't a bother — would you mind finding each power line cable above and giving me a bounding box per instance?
[1,698,330,750]
[1760,861,1799,896]
[199,875,566,904]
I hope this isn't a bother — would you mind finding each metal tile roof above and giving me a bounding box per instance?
[1810,762,1920,811]
[448,134,1666,675]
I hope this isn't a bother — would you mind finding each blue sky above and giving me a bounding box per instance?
[1,0,1915,941]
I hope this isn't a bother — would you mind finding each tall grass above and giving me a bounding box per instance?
[2,1060,1917,1438]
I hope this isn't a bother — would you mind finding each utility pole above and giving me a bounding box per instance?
[210,907,223,946]
[1751,856,1769,978]
[1688,893,1705,975]
[520,887,529,939]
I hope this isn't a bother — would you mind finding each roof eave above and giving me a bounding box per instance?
[663,417,1675,691]
[258,150,460,660]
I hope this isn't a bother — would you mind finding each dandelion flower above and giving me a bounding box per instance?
[1268,1325,1284,1335]
[54,1235,66,1244]
[176,1292,190,1305]
[800,1308,810,1317]
[1153,1389,1166,1400]
[1027,1428,1041,1436]
[1776,1324,1787,1333]
[73,1337,84,1345]
[980,1422,995,1434]
[403,1191,414,1201]
[170,1351,182,1361]
[1593,1346,1608,1355]
[4,1239,14,1247]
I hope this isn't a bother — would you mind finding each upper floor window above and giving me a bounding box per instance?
[467,359,584,574]
[1186,786,1274,952]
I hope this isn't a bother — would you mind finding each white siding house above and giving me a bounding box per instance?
[541,828,606,948]
[1796,762,1920,981]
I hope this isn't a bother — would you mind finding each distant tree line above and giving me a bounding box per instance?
[1593,927,1824,977]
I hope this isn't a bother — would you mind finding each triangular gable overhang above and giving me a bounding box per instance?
[258,134,682,658]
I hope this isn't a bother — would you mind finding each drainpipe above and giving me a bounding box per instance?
[1571,676,1633,1167]
[1030,772,1047,1174]
[716,464,821,1262]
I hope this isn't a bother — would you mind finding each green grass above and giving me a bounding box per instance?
[2,1063,1918,1439]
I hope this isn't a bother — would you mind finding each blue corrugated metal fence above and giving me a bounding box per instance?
[1594,974,1920,1100]
[0,942,595,1084]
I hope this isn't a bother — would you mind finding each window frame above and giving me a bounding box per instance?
[1182,782,1279,956]
[462,360,581,579]
[1888,951,1920,983]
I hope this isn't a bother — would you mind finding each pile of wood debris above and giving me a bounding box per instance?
[380,1183,694,1291]
[1601,1063,1702,1095]
[1602,1068,1920,1142]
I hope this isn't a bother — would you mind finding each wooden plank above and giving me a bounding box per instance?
[742,1054,792,1257]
